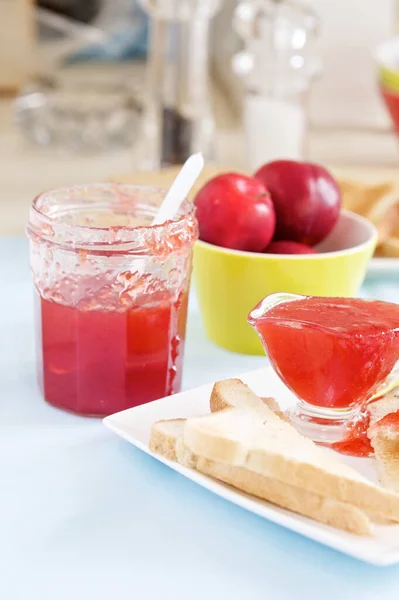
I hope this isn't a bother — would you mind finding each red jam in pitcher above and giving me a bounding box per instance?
[249,294,399,444]
[28,184,198,416]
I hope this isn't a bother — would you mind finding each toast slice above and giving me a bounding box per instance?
[369,412,399,493]
[149,419,374,535]
[369,393,399,427]
[368,393,399,492]
[183,407,399,522]
[149,379,285,462]
[210,378,286,420]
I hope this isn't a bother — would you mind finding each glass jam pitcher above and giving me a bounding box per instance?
[248,293,399,443]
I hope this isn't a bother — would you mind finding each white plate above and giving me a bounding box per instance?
[104,367,399,567]
[368,257,399,277]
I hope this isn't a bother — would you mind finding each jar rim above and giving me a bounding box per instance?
[27,182,198,255]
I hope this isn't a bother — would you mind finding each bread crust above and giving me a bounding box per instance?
[150,418,374,536]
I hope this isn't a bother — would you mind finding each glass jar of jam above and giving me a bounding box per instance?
[27,183,198,416]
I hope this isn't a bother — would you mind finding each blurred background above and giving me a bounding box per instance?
[1,0,399,236]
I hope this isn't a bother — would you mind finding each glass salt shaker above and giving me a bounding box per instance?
[233,0,321,171]
[136,0,223,170]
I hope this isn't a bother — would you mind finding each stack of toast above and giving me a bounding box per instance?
[150,378,399,536]
[339,178,399,257]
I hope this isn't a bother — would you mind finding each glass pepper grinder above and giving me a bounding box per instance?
[233,0,321,171]
[136,0,223,170]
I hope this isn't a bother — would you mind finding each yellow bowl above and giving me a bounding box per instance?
[193,210,378,355]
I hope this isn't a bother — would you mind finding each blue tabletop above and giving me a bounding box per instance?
[2,238,399,600]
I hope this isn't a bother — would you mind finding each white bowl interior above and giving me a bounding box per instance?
[315,211,376,254]
[374,37,399,69]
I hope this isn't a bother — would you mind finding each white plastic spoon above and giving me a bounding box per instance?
[152,153,204,226]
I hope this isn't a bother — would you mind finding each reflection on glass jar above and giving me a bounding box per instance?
[27,183,198,416]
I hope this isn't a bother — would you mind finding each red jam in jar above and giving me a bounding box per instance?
[28,183,198,416]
